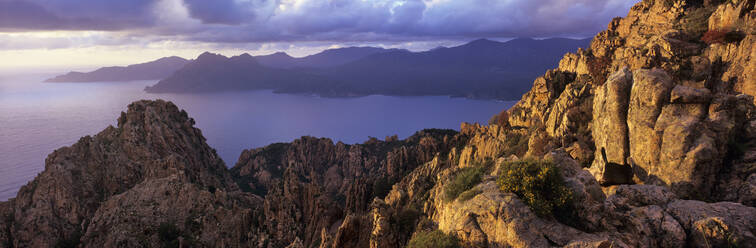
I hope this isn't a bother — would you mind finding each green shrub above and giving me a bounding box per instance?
[681,7,716,38]
[457,188,482,202]
[443,166,486,202]
[373,176,393,199]
[393,207,423,236]
[406,230,461,248]
[501,131,529,157]
[497,159,577,224]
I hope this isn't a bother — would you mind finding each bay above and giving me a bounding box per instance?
[0,72,515,200]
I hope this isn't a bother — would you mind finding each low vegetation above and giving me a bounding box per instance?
[443,161,492,202]
[394,208,422,235]
[681,6,716,39]
[500,131,529,157]
[701,29,746,44]
[372,176,393,199]
[457,188,482,202]
[488,109,510,127]
[586,55,611,84]
[497,159,577,224]
[406,230,461,248]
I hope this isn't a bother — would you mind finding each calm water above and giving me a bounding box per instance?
[0,72,515,200]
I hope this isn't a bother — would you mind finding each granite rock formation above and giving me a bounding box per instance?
[0,100,263,247]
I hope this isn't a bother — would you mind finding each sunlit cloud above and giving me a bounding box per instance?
[0,0,639,69]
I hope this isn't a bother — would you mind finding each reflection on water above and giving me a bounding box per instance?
[0,73,515,200]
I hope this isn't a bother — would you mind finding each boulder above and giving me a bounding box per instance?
[627,68,674,182]
[670,85,712,104]
[666,200,756,247]
[591,68,633,182]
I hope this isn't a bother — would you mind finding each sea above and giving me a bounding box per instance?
[0,72,515,200]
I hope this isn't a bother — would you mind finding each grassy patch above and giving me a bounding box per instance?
[500,131,529,157]
[443,166,487,202]
[457,188,483,202]
[497,159,577,225]
[681,6,716,39]
[406,230,461,248]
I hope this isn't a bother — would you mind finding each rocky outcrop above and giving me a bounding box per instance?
[394,148,756,247]
[590,68,633,183]
[0,99,467,248]
[504,0,756,200]
[587,66,753,197]
[230,130,465,247]
[0,100,263,247]
[375,0,756,247]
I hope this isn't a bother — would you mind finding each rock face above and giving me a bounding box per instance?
[590,68,633,183]
[230,130,464,247]
[0,100,263,247]
[0,100,466,248]
[507,0,756,200]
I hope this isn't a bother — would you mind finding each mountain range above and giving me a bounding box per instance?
[146,38,591,100]
[45,56,189,82]
[48,38,591,100]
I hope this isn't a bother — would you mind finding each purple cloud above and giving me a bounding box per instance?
[181,0,254,25]
[0,0,638,45]
[0,0,156,31]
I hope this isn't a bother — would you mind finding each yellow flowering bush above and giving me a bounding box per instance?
[496,159,575,222]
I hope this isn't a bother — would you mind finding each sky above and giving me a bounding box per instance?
[0,0,638,71]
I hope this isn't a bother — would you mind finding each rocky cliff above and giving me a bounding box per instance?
[0,100,265,247]
[2,0,756,247]
[319,0,756,247]
[0,100,467,247]
[506,0,756,201]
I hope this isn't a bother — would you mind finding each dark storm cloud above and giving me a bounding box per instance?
[0,0,639,44]
[0,1,67,30]
[182,0,254,25]
[172,0,637,43]
[0,0,157,31]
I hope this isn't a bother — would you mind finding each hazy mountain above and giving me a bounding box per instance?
[308,38,592,99]
[144,52,336,93]
[147,38,592,99]
[45,56,189,82]
[255,47,401,69]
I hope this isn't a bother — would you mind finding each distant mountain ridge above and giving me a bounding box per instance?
[45,56,189,82]
[144,52,336,93]
[255,47,404,69]
[147,38,592,100]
